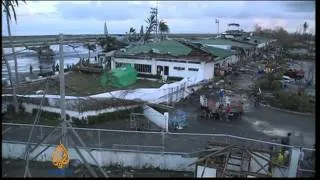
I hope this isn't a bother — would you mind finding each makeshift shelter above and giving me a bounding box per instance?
[109,65,137,88]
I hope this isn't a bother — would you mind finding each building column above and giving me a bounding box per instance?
[151,58,157,75]
[288,147,300,177]
[111,57,115,69]
[201,62,206,80]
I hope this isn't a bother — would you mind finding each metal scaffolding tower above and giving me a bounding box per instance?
[22,33,108,178]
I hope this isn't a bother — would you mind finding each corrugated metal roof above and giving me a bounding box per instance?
[194,38,255,49]
[202,46,233,58]
[123,40,192,56]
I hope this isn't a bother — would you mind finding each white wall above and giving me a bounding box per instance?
[143,105,168,130]
[4,102,138,122]
[156,60,202,79]
[2,142,196,172]
[113,57,215,82]
[203,61,215,80]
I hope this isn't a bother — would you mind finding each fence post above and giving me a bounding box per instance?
[98,129,101,148]
[40,126,43,139]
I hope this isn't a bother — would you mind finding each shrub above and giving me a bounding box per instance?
[271,80,282,91]
[258,78,270,90]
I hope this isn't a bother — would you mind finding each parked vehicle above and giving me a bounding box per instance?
[281,75,295,84]
[199,94,243,121]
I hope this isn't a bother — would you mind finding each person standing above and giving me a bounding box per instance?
[219,89,224,103]
[281,132,292,154]
[55,64,59,72]
[29,64,33,74]
[225,103,231,122]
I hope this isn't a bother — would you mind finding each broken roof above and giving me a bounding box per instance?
[194,38,255,49]
[123,39,192,56]
[201,46,233,58]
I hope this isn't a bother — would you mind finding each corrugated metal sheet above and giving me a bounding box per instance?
[123,40,192,56]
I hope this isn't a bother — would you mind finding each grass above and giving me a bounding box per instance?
[3,110,61,126]
[86,107,143,125]
[3,71,164,96]
[3,105,144,126]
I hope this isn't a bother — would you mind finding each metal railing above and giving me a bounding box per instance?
[2,122,315,152]
[2,122,315,177]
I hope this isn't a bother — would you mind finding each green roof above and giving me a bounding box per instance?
[124,40,192,56]
[194,38,255,49]
[202,46,233,58]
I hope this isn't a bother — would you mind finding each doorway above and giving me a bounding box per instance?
[164,66,169,76]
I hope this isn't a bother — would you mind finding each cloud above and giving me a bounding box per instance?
[2,1,316,35]
[55,1,150,21]
[283,1,315,13]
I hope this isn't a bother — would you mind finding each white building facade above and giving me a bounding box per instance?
[111,57,216,81]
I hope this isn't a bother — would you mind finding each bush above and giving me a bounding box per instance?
[273,91,313,112]
[258,78,270,90]
[87,106,143,125]
[271,80,282,91]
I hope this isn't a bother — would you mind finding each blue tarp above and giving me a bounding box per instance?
[169,110,188,129]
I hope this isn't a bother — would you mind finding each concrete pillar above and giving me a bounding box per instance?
[288,147,300,177]
[164,112,169,132]
[151,58,157,75]
[201,62,206,80]
[111,57,115,69]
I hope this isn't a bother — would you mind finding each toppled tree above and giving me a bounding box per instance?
[83,43,96,60]
[97,36,128,52]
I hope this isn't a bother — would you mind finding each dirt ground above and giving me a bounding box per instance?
[2,159,193,178]
[2,71,163,96]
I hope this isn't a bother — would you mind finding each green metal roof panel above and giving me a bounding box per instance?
[202,46,233,58]
[124,40,192,56]
[195,39,255,49]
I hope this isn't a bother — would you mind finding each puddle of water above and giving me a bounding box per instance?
[262,128,288,137]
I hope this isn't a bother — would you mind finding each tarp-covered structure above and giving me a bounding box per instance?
[109,65,137,88]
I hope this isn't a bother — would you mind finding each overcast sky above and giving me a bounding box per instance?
[2,1,315,36]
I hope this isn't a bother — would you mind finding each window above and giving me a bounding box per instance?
[173,67,185,71]
[188,68,199,71]
[115,62,130,68]
[134,64,152,73]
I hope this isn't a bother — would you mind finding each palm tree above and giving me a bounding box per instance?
[97,36,127,52]
[128,27,136,42]
[2,0,26,113]
[143,14,157,43]
[159,20,169,40]
[303,22,308,34]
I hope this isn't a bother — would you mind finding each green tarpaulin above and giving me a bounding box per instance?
[110,65,137,88]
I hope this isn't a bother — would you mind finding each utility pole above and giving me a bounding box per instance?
[215,19,220,34]
[59,33,67,146]
[151,7,158,41]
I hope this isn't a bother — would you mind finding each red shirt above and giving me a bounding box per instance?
[226,105,231,113]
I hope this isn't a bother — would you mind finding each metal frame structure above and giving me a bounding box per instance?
[21,33,108,178]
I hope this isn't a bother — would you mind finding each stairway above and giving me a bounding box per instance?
[222,150,251,177]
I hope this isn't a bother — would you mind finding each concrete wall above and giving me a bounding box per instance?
[4,102,138,122]
[143,105,168,130]
[203,61,215,80]
[2,142,196,172]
